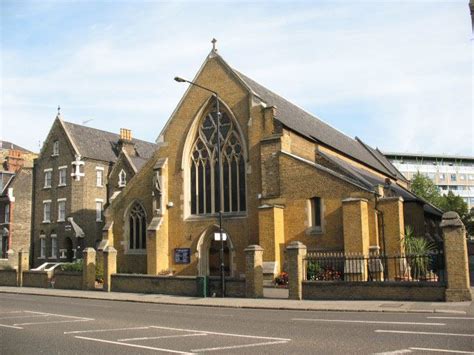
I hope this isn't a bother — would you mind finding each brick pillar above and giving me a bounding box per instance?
[82,248,96,290]
[342,198,370,281]
[147,216,168,275]
[258,205,285,281]
[378,197,405,280]
[286,241,307,300]
[17,248,29,287]
[441,212,472,302]
[244,245,264,298]
[103,246,117,292]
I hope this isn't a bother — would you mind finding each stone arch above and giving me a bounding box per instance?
[195,224,236,277]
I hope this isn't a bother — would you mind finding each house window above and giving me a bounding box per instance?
[450,174,457,182]
[44,169,52,188]
[128,202,146,250]
[96,168,104,187]
[57,199,66,222]
[310,197,322,230]
[53,140,59,156]
[469,174,474,181]
[58,167,67,186]
[4,204,9,224]
[50,234,57,259]
[39,235,46,258]
[43,201,51,223]
[95,199,103,222]
[459,174,466,181]
[438,173,445,181]
[118,170,127,187]
[189,107,246,215]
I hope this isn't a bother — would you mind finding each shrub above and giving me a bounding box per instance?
[60,261,83,272]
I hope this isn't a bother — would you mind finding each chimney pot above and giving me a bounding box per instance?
[120,128,132,141]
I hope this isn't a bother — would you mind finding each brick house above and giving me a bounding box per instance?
[31,116,156,267]
[103,47,442,278]
[0,142,36,261]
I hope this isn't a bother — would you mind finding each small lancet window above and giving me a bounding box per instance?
[128,202,146,250]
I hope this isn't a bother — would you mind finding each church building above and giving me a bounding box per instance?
[103,44,442,279]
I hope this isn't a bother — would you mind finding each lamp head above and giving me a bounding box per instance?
[174,76,186,83]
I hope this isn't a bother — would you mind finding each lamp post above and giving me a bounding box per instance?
[174,76,226,297]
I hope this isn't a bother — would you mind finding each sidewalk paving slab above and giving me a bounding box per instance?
[0,286,472,315]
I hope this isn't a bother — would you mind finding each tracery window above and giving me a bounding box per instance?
[128,203,146,250]
[190,108,246,215]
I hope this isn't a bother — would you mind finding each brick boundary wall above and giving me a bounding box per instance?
[0,269,18,286]
[53,271,82,290]
[22,271,50,288]
[303,281,445,301]
[111,274,199,296]
[209,277,246,298]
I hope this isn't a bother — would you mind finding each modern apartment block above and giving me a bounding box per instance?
[385,153,474,210]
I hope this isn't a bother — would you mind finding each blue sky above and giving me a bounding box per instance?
[1,0,472,155]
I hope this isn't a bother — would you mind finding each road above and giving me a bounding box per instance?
[0,293,473,354]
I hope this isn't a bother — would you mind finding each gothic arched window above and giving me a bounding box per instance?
[128,203,146,250]
[190,108,246,215]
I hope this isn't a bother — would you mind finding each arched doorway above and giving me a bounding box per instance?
[196,225,235,277]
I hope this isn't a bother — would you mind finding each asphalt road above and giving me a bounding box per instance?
[0,293,473,354]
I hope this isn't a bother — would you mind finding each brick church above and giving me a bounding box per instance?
[101,44,442,279]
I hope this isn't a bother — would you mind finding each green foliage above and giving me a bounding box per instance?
[402,226,435,278]
[307,261,322,280]
[95,261,104,282]
[60,261,83,272]
[410,172,442,207]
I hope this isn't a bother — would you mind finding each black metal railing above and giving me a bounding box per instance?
[305,251,445,283]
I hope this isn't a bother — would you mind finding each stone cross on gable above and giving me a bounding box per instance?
[71,154,85,181]
[211,38,217,52]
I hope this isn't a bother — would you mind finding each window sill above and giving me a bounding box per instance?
[42,221,51,224]
[96,219,102,223]
[48,257,57,260]
[306,227,323,236]
[51,154,59,157]
[186,213,247,221]
[58,184,67,188]
[43,186,51,189]
[57,220,65,223]
[38,257,46,260]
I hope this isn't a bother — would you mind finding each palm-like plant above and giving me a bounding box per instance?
[401,226,436,279]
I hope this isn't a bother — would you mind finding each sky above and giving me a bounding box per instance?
[1,0,473,156]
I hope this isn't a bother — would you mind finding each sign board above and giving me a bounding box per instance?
[174,248,191,264]
[65,224,72,232]
[214,232,227,241]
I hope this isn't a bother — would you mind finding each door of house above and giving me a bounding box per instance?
[65,237,74,262]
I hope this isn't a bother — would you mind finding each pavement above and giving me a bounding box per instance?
[0,286,472,315]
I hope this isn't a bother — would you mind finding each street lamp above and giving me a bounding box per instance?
[174,76,226,297]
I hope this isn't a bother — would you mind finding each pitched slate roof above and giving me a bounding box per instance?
[0,140,34,153]
[61,120,156,163]
[234,71,402,180]
[319,151,443,216]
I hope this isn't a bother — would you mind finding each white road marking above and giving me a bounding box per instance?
[375,330,474,337]
[0,311,23,315]
[293,319,445,326]
[0,314,50,320]
[373,350,412,354]
[14,319,92,326]
[427,317,474,320]
[74,335,195,354]
[147,309,234,318]
[24,311,93,320]
[64,326,151,335]
[0,323,23,329]
[149,325,291,341]
[191,340,289,352]
[118,333,207,342]
[410,347,474,354]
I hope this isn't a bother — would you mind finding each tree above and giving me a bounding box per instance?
[438,191,473,236]
[410,172,442,207]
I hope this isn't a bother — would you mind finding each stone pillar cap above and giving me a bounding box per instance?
[440,211,463,228]
[286,241,307,250]
[244,245,264,252]
[104,246,117,253]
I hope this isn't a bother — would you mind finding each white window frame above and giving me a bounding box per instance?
[4,204,10,224]
[96,167,104,187]
[44,169,52,188]
[39,235,46,259]
[50,234,57,259]
[57,198,66,222]
[43,200,51,223]
[118,170,127,187]
[52,140,59,156]
[58,166,67,186]
[95,199,103,222]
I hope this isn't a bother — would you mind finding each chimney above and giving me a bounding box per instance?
[120,128,132,141]
[5,149,25,172]
[118,128,136,156]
